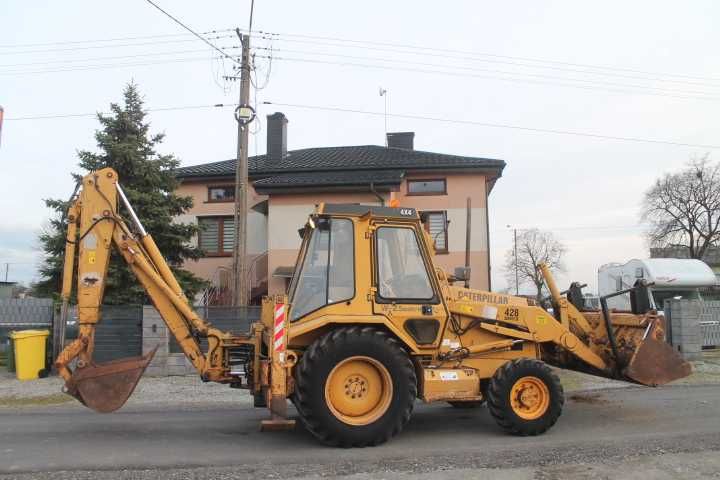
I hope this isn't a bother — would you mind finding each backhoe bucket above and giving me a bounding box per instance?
[64,347,157,413]
[623,321,692,387]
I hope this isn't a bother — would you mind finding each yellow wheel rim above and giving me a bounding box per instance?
[324,356,393,426]
[509,376,550,420]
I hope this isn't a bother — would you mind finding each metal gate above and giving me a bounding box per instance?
[701,320,720,349]
[92,305,143,362]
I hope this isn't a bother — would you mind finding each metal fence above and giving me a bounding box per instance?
[699,301,720,349]
[169,305,262,353]
[62,305,144,362]
[0,298,54,351]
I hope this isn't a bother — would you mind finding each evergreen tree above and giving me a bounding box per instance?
[35,82,206,303]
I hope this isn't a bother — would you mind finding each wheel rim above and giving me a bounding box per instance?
[509,376,550,420]
[324,356,393,426]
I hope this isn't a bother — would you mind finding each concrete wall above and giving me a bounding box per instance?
[143,306,194,376]
[665,299,703,361]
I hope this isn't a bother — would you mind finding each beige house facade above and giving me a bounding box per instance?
[175,113,505,303]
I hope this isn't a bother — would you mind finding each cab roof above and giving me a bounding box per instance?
[317,203,419,220]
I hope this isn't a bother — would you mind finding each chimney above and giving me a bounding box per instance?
[386,131,414,150]
[267,112,288,161]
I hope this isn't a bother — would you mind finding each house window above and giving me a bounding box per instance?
[208,186,235,202]
[407,178,446,195]
[421,211,448,253]
[198,216,234,256]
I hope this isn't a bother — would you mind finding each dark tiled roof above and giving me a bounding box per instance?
[175,145,505,178]
[253,169,404,190]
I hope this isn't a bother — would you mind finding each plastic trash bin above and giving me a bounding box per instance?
[10,330,49,380]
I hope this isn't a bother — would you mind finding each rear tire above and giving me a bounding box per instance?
[487,358,563,436]
[295,327,416,447]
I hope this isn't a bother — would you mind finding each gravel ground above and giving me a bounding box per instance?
[1,350,718,409]
[0,370,251,409]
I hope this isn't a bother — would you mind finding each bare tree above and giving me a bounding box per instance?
[504,229,566,301]
[642,155,720,259]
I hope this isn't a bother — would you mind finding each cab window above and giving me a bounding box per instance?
[290,218,354,321]
[376,227,435,302]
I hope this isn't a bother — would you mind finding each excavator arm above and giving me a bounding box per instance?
[55,168,261,412]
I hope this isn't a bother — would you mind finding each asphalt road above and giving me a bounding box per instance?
[1,384,719,479]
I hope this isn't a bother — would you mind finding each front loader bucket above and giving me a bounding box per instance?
[623,321,692,387]
[64,346,157,413]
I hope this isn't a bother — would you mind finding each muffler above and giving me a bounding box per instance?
[63,346,158,413]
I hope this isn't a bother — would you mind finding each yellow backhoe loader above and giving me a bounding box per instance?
[55,168,692,446]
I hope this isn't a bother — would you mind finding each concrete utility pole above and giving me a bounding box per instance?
[231,31,251,306]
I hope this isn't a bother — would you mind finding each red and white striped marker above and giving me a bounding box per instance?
[273,303,287,353]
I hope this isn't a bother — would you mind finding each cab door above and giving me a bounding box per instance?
[371,222,448,349]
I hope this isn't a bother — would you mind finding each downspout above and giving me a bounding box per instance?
[369,182,385,206]
[486,179,492,291]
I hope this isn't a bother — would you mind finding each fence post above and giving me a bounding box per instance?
[142,305,169,376]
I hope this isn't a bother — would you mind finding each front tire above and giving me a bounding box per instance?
[487,358,564,436]
[295,327,417,447]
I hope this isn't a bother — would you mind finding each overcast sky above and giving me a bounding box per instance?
[1,0,718,293]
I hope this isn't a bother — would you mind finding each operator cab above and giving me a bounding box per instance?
[287,204,448,345]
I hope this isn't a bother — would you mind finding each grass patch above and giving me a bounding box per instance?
[0,393,72,407]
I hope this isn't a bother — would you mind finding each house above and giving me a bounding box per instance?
[174,112,506,302]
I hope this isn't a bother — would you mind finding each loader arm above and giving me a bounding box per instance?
[55,168,261,412]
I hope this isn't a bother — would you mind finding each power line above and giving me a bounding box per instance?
[247,29,720,84]
[255,37,720,88]
[257,48,720,98]
[0,30,232,48]
[0,35,234,56]
[0,55,234,76]
[263,100,720,150]
[5,103,238,121]
[495,224,648,232]
[143,0,239,63]
[259,55,720,102]
[0,46,240,69]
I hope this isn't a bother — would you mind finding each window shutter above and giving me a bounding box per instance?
[222,217,235,253]
[199,218,220,252]
[427,212,447,251]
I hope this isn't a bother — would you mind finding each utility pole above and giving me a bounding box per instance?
[3,263,8,282]
[231,30,251,307]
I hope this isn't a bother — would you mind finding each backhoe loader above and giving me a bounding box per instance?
[55,167,692,446]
